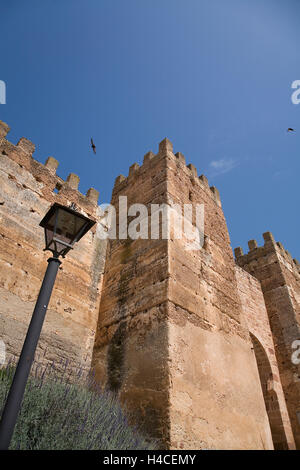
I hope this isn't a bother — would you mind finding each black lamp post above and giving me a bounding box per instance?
[0,203,95,450]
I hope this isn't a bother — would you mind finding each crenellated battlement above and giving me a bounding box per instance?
[235,231,300,448]
[1,119,300,449]
[0,119,109,386]
[0,120,100,219]
[234,231,300,275]
[0,120,10,140]
[112,137,222,206]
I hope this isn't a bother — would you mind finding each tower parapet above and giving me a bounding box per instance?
[112,137,222,207]
[0,120,100,215]
[234,232,300,276]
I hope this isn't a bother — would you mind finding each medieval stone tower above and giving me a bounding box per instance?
[0,120,299,449]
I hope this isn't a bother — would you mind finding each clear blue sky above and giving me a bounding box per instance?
[1,0,299,258]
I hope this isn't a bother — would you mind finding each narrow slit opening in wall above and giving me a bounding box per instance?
[53,183,62,194]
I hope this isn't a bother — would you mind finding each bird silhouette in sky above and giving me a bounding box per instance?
[287,128,295,132]
[91,138,96,154]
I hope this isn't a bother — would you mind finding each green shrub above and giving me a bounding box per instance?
[0,361,157,450]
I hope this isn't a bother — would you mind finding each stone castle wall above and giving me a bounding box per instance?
[161,140,274,449]
[0,118,299,449]
[92,142,172,446]
[0,120,107,375]
[235,234,300,448]
[235,264,295,449]
[92,138,283,449]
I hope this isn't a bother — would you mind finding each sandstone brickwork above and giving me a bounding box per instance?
[0,120,107,375]
[92,143,171,446]
[235,265,295,449]
[92,138,282,449]
[1,118,299,449]
[235,234,300,448]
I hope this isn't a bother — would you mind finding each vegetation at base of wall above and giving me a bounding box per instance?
[0,360,157,450]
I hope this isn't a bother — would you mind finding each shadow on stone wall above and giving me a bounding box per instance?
[106,321,127,393]
[250,333,289,450]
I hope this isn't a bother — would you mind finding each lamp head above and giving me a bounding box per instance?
[39,203,95,258]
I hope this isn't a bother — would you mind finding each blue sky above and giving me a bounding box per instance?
[1,0,299,258]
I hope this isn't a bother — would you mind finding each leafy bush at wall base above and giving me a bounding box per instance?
[0,361,157,450]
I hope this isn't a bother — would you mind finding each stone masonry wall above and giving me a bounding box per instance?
[235,265,295,449]
[235,234,300,448]
[164,141,273,449]
[92,143,171,446]
[92,138,274,449]
[0,120,106,376]
[1,116,298,449]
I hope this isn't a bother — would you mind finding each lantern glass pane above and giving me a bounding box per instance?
[55,207,87,244]
[45,227,55,250]
[44,211,56,251]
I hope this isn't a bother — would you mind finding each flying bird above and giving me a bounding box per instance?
[91,138,96,154]
[287,128,295,132]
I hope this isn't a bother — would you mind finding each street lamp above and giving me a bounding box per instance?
[0,203,95,450]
